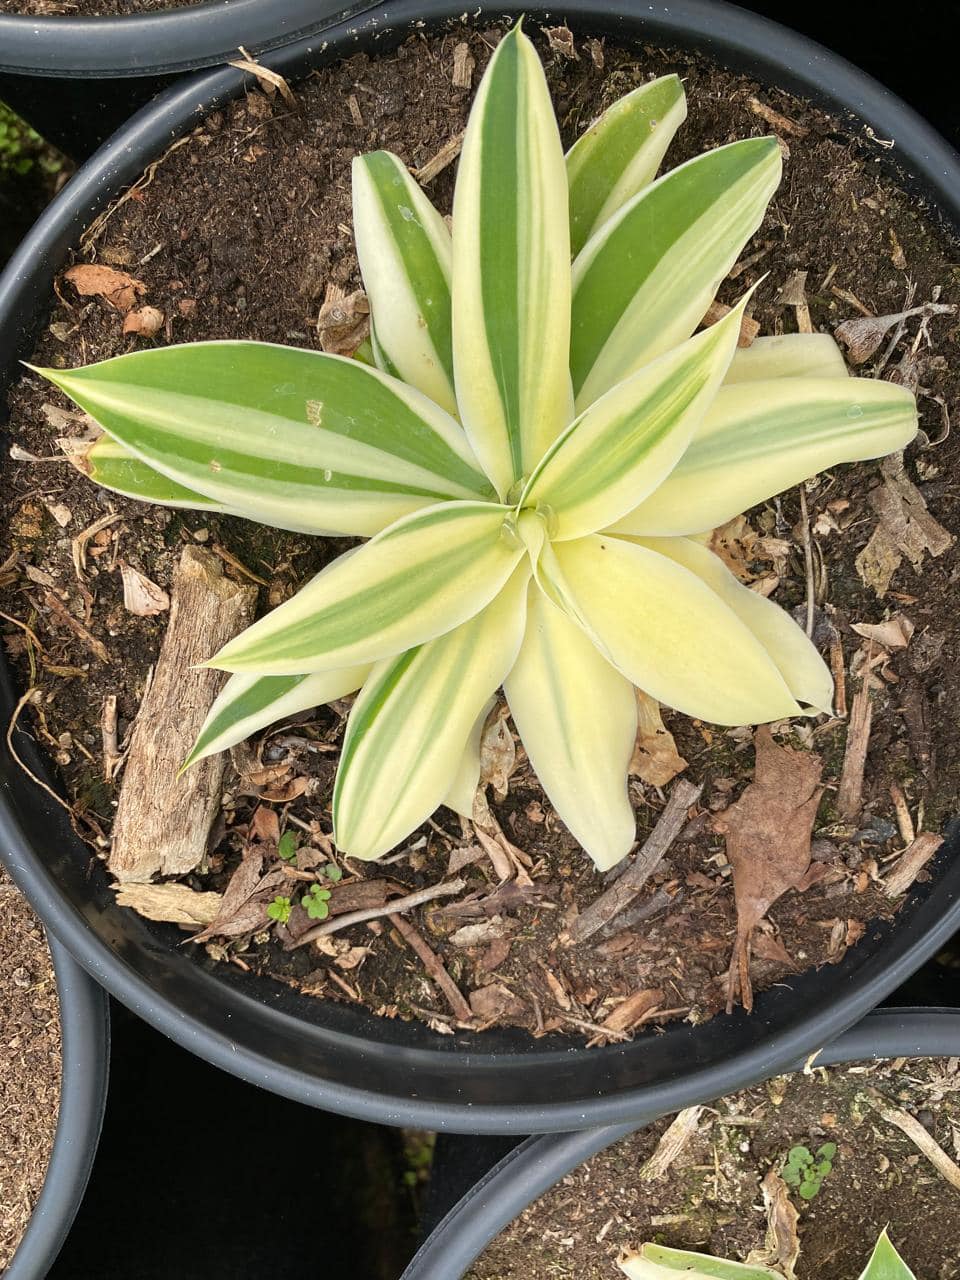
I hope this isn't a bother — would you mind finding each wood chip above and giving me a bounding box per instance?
[119,562,169,616]
[888,782,916,845]
[315,283,370,356]
[413,131,465,184]
[108,546,256,881]
[884,832,943,898]
[564,778,703,946]
[101,694,122,783]
[747,96,809,138]
[864,1090,960,1192]
[701,299,760,347]
[600,987,663,1034]
[347,94,363,126]
[392,912,473,1022]
[122,305,164,338]
[778,270,813,333]
[837,657,877,822]
[451,42,475,88]
[114,881,222,927]
[639,1106,704,1181]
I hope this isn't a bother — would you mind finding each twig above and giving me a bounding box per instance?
[829,630,847,718]
[228,46,298,111]
[837,646,877,821]
[211,543,269,586]
[798,487,815,638]
[563,778,703,946]
[884,831,943,898]
[391,911,474,1022]
[746,96,809,138]
[0,610,45,654]
[43,591,110,663]
[413,131,465,184]
[6,688,73,815]
[639,1106,705,1181]
[295,877,466,945]
[101,693,122,783]
[888,782,916,845]
[864,1090,960,1192]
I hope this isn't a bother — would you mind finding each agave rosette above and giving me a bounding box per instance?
[38,26,917,869]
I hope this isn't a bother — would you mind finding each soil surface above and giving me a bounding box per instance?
[0,0,202,15]
[467,1057,960,1280]
[0,868,61,1271]
[1,23,958,1041]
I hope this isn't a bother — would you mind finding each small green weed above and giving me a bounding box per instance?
[266,895,292,924]
[277,830,298,862]
[302,884,332,920]
[782,1142,837,1200]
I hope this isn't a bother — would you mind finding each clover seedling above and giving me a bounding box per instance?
[302,884,332,920]
[266,895,292,924]
[277,830,299,863]
[782,1141,836,1200]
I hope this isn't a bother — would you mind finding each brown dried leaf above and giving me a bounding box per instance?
[867,454,954,571]
[709,515,758,581]
[64,263,147,313]
[855,524,902,598]
[190,849,287,942]
[248,804,280,845]
[712,727,823,1011]
[114,882,222,927]
[543,24,579,58]
[479,709,516,801]
[630,692,687,786]
[122,305,164,337]
[746,1167,800,1280]
[851,613,914,650]
[469,982,527,1022]
[326,878,397,916]
[119,562,170,616]
[315,285,370,356]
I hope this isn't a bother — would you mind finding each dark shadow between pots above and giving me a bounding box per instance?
[2,0,960,1136]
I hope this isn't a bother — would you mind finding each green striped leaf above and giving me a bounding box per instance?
[567,74,686,256]
[537,534,800,726]
[81,435,228,514]
[34,341,493,539]
[353,150,457,415]
[724,332,848,384]
[621,1244,781,1280]
[634,536,833,713]
[443,698,496,818]
[208,500,523,675]
[571,137,781,411]
[505,587,636,870]
[333,567,529,860]
[609,375,917,537]
[523,300,747,541]
[858,1231,916,1280]
[452,23,572,498]
[183,665,371,770]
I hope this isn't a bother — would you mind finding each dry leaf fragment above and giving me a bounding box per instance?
[630,691,687,786]
[469,982,527,1022]
[835,300,955,364]
[119,562,170,616]
[601,987,663,1034]
[122,305,164,337]
[114,882,223,927]
[709,514,759,581]
[712,727,823,1011]
[855,524,902,598]
[316,284,370,356]
[777,270,813,333]
[191,848,287,942]
[64,263,147,313]
[639,1106,704,1181]
[870,454,954,565]
[543,24,579,58]
[479,708,516,801]
[451,42,475,88]
[746,1167,800,1280]
[850,613,914,650]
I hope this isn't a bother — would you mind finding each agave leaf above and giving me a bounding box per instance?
[208,501,523,675]
[621,1243,782,1280]
[724,332,848,384]
[443,697,497,818]
[452,23,572,498]
[610,375,917,537]
[82,435,229,514]
[333,567,529,860]
[505,588,636,869]
[34,341,493,539]
[857,1230,917,1280]
[352,150,457,415]
[537,534,800,726]
[567,74,687,255]
[523,300,746,540]
[183,666,371,770]
[571,136,781,411]
[633,536,833,713]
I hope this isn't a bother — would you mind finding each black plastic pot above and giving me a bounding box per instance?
[3,936,109,1280]
[1,0,960,1136]
[402,1007,960,1279]
[0,0,373,159]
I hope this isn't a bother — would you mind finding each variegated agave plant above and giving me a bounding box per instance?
[620,1227,916,1279]
[37,25,917,869]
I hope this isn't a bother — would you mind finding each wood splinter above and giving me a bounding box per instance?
[108,546,256,883]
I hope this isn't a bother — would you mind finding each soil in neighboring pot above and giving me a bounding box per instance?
[0,868,62,1271]
[1,23,959,1042]
[0,102,68,263]
[466,1057,960,1279]
[0,0,203,16]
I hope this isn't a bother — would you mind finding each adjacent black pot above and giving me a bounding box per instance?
[403,1007,960,1279]
[3,937,109,1280]
[2,0,960,1136]
[0,0,372,158]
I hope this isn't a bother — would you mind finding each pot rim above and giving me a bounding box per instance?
[1,0,959,1135]
[2,935,110,1279]
[401,1006,960,1280]
[0,0,380,79]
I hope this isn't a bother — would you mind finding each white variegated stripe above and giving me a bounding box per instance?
[333,567,530,860]
[537,534,801,726]
[505,587,636,870]
[571,137,781,412]
[523,301,746,540]
[452,24,572,498]
[620,1243,782,1280]
[633,537,833,713]
[609,375,918,537]
[566,74,687,255]
[724,332,848,384]
[208,500,523,675]
[183,666,371,770]
[352,151,458,415]
[443,697,496,818]
[857,1231,917,1280]
[35,341,493,539]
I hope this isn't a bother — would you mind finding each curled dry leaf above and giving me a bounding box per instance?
[712,726,823,1012]
[835,300,956,364]
[709,514,759,581]
[469,982,527,1022]
[850,613,914,650]
[63,263,147,313]
[114,881,223,927]
[119,562,170,616]
[746,1167,800,1280]
[122,305,165,338]
[630,691,687,787]
[856,455,953,597]
[479,708,516,801]
[190,848,287,942]
[315,285,370,356]
[543,24,579,59]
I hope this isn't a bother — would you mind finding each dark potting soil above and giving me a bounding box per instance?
[0,868,61,1271]
[0,0,202,15]
[1,23,959,1041]
[467,1057,960,1280]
